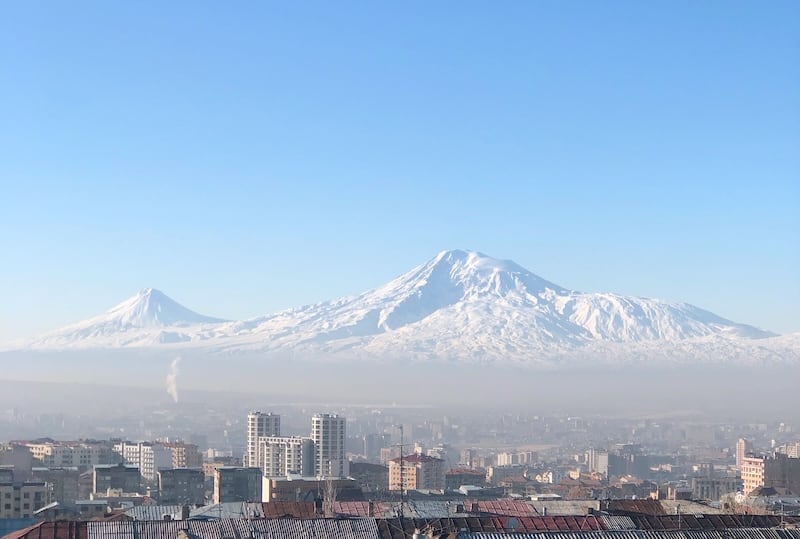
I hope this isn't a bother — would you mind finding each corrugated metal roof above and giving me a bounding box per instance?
[261,501,318,518]
[125,504,183,521]
[601,516,637,530]
[454,531,800,539]
[189,502,264,519]
[528,501,602,516]
[248,517,380,539]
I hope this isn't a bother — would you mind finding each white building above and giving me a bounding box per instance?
[24,442,112,469]
[259,436,315,477]
[113,442,173,482]
[311,414,348,478]
[586,448,609,476]
[246,412,280,468]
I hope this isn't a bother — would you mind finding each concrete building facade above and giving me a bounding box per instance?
[213,467,261,503]
[259,437,315,478]
[157,468,205,505]
[311,414,348,478]
[245,412,280,469]
[112,442,173,482]
[92,464,141,495]
[741,454,800,496]
[0,482,47,518]
[388,454,445,492]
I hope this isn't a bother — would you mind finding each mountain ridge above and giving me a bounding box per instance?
[6,250,792,365]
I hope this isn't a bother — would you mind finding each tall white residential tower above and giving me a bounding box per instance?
[311,414,348,478]
[246,412,280,468]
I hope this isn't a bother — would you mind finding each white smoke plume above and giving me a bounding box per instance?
[166,356,181,403]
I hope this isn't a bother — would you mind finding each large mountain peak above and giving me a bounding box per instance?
[11,249,787,363]
[411,249,566,298]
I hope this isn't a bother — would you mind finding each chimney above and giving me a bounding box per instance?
[181,505,190,520]
[314,497,323,515]
[368,501,375,517]
[471,502,479,513]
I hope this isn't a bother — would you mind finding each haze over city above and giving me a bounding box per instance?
[0,3,799,538]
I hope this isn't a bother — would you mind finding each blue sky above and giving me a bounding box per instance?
[1,1,798,340]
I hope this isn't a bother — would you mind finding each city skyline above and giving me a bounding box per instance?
[1,2,798,341]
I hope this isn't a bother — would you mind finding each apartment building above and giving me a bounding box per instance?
[0,482,47,518]
[389,454,445,492]
[245,412,280,469]
[259,436,315,477]
[311,414,348,478]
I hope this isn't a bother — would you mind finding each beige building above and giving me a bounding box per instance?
[162,442,204,469]
[741,453,800,496]
[735,438,751,469]
[388,454,445,492]
[24,442,115,470]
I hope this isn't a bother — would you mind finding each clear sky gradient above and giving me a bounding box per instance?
[1,1,798,340]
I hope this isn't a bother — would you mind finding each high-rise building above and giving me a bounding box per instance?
[246,412,280,469]
[311,414,348,478]
[259,436,315,477]
[736,438,751,469]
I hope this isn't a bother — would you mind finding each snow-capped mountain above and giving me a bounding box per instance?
[25,288,228,348]
[10,250,795,365]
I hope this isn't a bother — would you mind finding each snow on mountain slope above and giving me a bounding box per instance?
[10,250,791,365]
[218,249,773,351]
[24,288,228,349]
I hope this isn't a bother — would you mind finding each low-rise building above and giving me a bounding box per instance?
[0,482,47,518]
[92,464,140,495]
[691,476,742,501]
[30,467,80,505]
[213,467,261,503]
[262,476,362,503]
[158,468,205,505]
[388,454,445,492]
[742,454,800,497]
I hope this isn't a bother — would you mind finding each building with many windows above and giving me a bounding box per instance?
[245,412,280,469]
[311,414,347,478]
[213,467,261,503]
[162,442,204,469]
[112,442,173,482]
[741,454,800,496]
[23,441,117,471]
[157,468,205,505]
[259,437,315,478]
[389,454,445,492]
[92,463,141,495]
[0,481,47,518]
